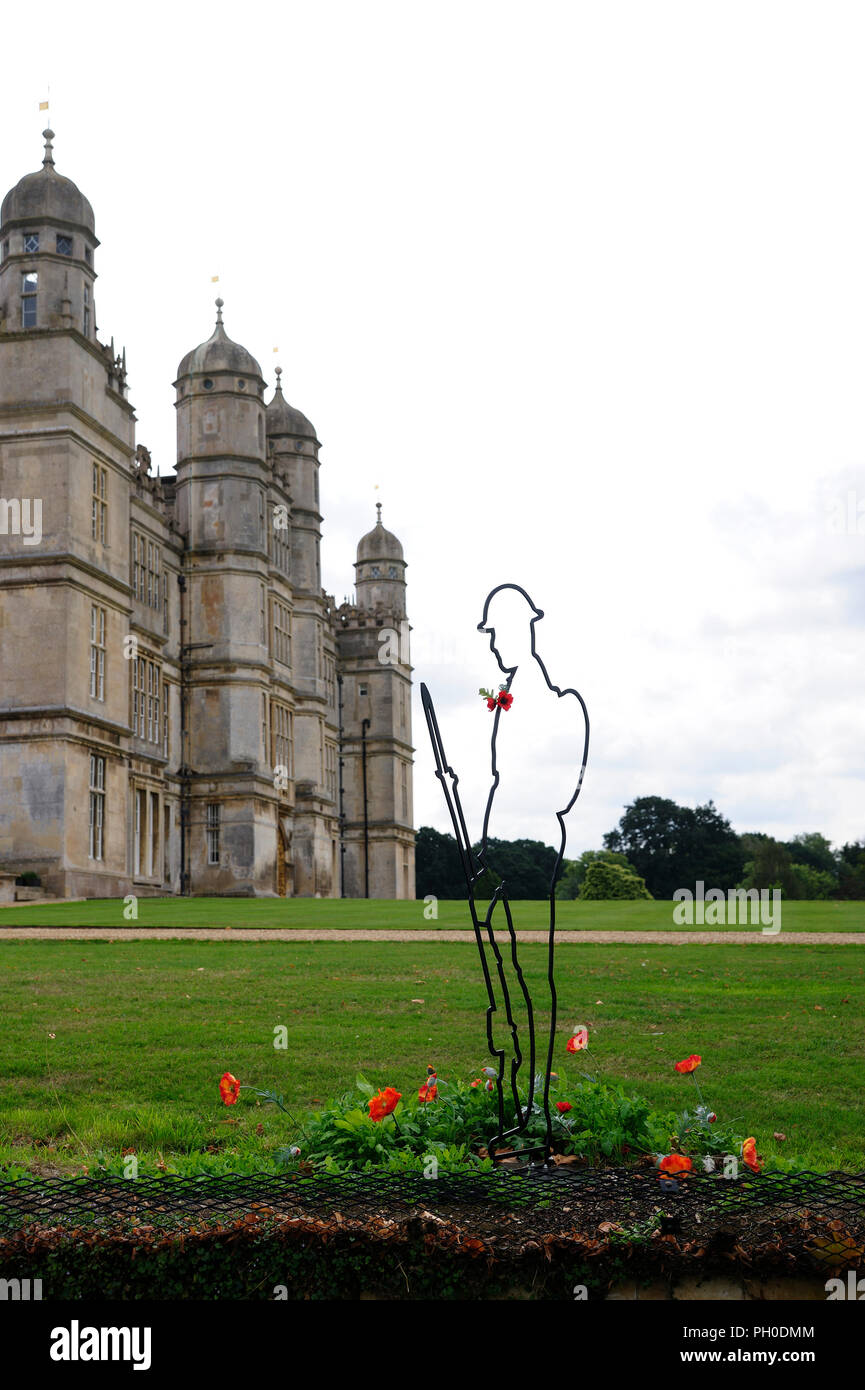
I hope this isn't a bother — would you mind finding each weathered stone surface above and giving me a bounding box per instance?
[672,1276,746,1300]
[606,1280,671,1300]
[742,1276,828,1301]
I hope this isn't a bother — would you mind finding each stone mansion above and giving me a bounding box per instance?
[0,130,415,899]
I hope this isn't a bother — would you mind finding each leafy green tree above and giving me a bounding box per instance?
[739,834,797,896]
[474,837,561,899]
[783,832,838,879]
[604,796,745,898]
[789,863,837,900]
[555,849,633,900]
[415,829,564,899]
[838,842,865,900]
[579,860,653,900]
[414,826,466,899]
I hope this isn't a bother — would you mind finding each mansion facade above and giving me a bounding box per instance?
[0,130,415,899]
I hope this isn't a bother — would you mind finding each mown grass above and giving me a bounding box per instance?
[0,897,862,931]
[0,940,862,1174]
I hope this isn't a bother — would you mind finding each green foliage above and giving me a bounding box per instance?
[579,860,653,901]
[419,807,856,906]
[301,1075,501,1170]
[789,863,837,900]
[671,1107,745,1163]
[555,849,633,900]
[740,834,797,896]
[783,833,838,878]
[414,826,466,899]
[530,1079,672,1160]
[604,797,745,898]
[419,813,856,904]
[473,837,561,899]
[415,827,562,899]
[604,1212,662,1247]
[741,834,840,899]
[838,842,865,900]
[296,1072,682,1170]
[0,1219,613,1301]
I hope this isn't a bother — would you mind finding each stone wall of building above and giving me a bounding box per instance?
[0,133,414,900]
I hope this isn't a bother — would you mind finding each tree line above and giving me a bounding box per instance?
[415,796,865,900]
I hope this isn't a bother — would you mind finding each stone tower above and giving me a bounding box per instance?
[265,367,341,897]
[173,301,280,894]
[336,507,415,898]
[0,130,138,896]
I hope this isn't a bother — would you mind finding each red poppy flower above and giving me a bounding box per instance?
[368,1086,401,1122]
[486,697,497,711]
[497,692,514,711]
[418,1068,438,1103]
[556,1101,572,1114]
[708,1112,717,1123]
[566,1028,588,1053]
[219,1072,241,1106]
[658,1153,692,1175]
[741,1137,761,1174]
[674,1054,701,1074]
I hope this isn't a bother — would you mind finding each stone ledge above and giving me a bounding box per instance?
[606,1275,827,1300]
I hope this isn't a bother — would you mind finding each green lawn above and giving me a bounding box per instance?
[1,939,862,1174]
[0,896,862,931]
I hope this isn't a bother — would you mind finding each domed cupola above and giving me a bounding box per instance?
[0,130,99,338]
[1,129,96,237]
[174,299,267,467]
[357,503,404,565]
[266,366,318,445]
[355,504,406,615]
[176,298,263,384]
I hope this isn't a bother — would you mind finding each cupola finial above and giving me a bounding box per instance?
[376,501,382,525]
[42,128,55,168]
[215,297,224,325]
[274,365,283,391]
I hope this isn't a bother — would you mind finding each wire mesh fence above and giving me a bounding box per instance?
[1,1167,863,1236]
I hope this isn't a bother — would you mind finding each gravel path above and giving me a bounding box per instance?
[0,928,862,944]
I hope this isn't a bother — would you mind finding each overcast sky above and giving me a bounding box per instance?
[4,1,864,856]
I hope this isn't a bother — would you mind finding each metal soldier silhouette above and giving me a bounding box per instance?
[421,584,590,1163]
